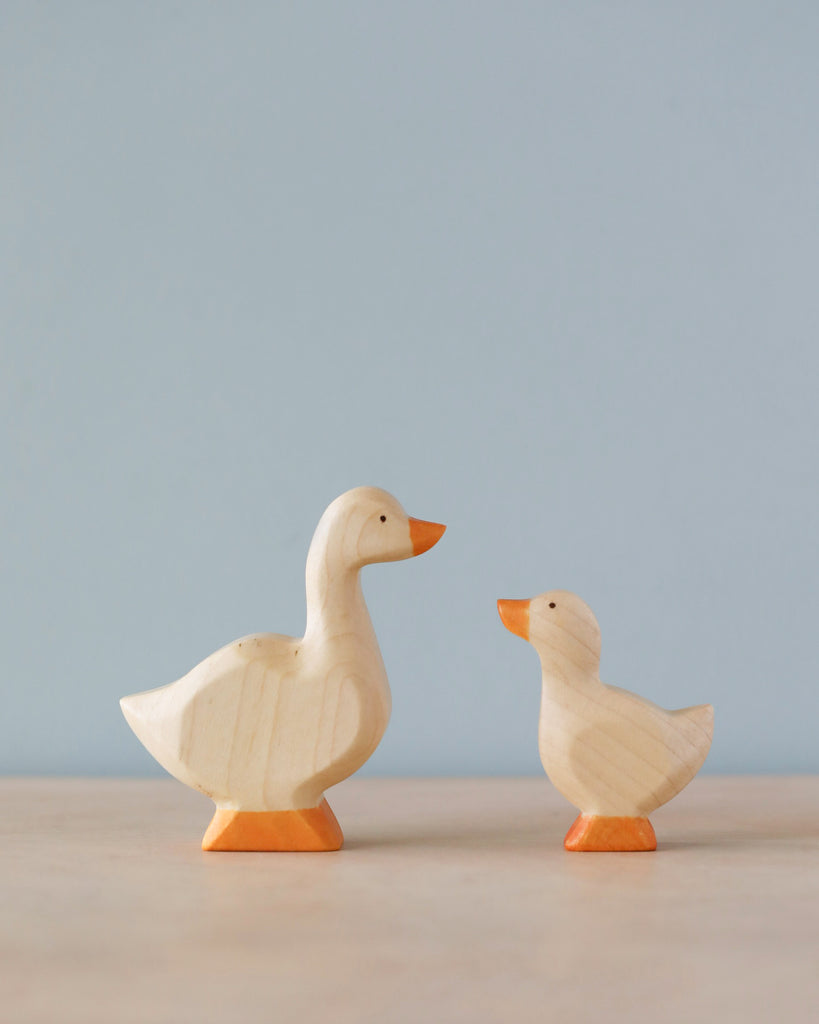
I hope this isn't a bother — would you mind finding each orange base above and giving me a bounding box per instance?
[202,799,344,852]
[564,814,657,852]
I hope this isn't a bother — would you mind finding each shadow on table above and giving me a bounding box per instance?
[346,816,819,854]
[344,815,565,853]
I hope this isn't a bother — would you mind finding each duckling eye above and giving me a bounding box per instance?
[380,515,387,522]
[549,602,556,608]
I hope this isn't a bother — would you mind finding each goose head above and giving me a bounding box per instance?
[319,486,446,569]
[497,590,601,674]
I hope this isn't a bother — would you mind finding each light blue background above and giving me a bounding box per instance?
[3,3,817,777]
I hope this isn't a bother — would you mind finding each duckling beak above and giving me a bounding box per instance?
[408,517,447,556]
[497,598,530,641]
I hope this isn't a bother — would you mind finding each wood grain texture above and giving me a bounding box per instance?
[120,486,445,848]
[3,777,818,1024]
[498,590,713,849]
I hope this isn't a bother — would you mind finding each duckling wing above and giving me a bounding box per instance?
[599,687,714,814]
[546,684,713,817]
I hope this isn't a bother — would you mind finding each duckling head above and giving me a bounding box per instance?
[497,590,601,674]
[319,486,446,568]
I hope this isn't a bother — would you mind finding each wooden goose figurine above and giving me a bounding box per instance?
[497,590,713,851]
[121,486,446,852]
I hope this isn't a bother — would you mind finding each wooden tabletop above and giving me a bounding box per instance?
[2,777,818,1023]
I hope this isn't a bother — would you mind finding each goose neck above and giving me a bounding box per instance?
[304,531,371,642]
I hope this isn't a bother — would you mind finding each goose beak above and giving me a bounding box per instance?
[497,598,530,641]
[408,518,447,556]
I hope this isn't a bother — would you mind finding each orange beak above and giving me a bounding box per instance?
[497,598,530,641]
[408,517,447,556]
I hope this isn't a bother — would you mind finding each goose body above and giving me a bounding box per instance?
[121,487,445,849]
[498,590,713,849]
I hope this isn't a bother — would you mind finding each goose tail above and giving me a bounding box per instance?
[120,684,185,780]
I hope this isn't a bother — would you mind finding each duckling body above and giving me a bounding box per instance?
[538,676,713,819]
[498,591,713,851]
[121,487,445,850]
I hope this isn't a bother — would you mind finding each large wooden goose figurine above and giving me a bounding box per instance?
[121,486,445,852]
[497,590,713,851]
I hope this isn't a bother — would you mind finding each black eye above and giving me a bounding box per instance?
[549,602,556,608]
[380,515,386,522]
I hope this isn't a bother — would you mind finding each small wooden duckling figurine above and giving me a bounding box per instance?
[121,486,445,852]
[497,591,713,851]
